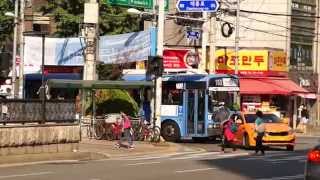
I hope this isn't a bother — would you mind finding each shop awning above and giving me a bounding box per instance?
[47,79,153,89]
[240,77,310,95]
[25,73,82,81]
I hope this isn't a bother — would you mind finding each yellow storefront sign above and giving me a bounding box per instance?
[269,51,288,72]
[215,49,269,71]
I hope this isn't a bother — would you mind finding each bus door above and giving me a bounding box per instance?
[185,82,206,137]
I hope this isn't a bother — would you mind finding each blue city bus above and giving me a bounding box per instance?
[160,74,240,142]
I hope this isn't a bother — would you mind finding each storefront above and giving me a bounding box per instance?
[24,66,82,99]
[215,49,316,128]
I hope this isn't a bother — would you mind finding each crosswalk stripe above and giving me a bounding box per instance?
[266,156,306,162]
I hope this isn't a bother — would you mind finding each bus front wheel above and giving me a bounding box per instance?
[161,121,180,142]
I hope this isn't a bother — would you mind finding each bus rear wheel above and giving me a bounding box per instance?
[161,121,180,142]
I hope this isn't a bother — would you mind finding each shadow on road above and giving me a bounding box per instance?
[197,149,308,180]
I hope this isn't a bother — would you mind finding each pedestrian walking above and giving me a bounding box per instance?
[301,105,309,134]
[221,115,238,152]
[115,112,134,149]
[254,110,266,155]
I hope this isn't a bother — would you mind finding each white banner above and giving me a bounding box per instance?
[23,29,154,74]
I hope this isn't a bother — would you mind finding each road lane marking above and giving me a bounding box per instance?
[126,161,161,166]
[0,172,53,179]
[116,151,207,161]
[255,174,304,180]
[175,168,217,173]
[170,152,221,160]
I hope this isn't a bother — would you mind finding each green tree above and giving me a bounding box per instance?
[0,1,14,49]
[41,0,140,37]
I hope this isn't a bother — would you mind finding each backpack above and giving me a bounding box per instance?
[231,123,238,133]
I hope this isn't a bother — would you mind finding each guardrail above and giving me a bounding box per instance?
[0,99,77,124]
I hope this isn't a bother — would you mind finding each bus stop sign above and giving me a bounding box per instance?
[176,0,220,12]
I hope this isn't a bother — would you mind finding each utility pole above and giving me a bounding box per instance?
[201,12,209,72]
[19,0,25,99]
[83,0,98,81]
[154,0,165,128]
[11,0,19,98]
[235,0,240,75]
[209,14,216,74]
[82,0,99,136]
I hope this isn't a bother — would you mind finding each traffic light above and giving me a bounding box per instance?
[147,56,164,77]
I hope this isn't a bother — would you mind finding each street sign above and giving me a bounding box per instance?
[186,31,200,40]
[176,0,220,12]
[107,0,169,11]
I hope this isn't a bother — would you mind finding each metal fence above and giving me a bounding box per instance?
[0,99,77,123]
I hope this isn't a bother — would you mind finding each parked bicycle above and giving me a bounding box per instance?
[132,119,161,142]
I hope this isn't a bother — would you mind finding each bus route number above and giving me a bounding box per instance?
[215,79,223,87]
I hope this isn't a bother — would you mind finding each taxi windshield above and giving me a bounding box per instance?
[245,113,282,123]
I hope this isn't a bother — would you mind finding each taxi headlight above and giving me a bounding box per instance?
[208,124,213,129]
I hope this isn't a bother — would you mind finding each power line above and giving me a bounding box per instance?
[219,18,319,43]
[222,8,319,19]
[241,15,317,36]
[240,9,318,18]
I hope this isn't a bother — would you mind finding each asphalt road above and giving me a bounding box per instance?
[0,136,318,180]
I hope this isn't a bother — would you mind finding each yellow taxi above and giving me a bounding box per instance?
[231,112,295,151]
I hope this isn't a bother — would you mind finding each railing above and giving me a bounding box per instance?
[0,99,77,124]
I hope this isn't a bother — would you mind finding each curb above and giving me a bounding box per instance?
[0,151,109,167]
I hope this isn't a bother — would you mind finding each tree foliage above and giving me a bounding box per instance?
[95,89,139,116]
[41,0,140,37]
[0,1,14,49]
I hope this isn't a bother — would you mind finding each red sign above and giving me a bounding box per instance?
[44,66,83,73]
[163,49,200,69]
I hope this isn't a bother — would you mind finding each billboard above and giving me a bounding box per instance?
[215,49,288,77]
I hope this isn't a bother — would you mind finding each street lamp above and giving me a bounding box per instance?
[127,8,144,15]
[4,12,15,17]
[127,6,165,129]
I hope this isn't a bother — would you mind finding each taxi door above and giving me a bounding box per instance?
[233,114,246,145]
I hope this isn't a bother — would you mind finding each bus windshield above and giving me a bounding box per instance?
[208,91,236,122]
[208,91,236,113]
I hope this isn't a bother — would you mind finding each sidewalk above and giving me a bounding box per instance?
[295,125,320,137]
[0,139,194,167]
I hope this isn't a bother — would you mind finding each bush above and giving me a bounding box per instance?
[88,89,138,117]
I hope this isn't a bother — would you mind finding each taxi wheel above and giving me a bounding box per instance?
[242,134,250,149]
[286,145,294,151]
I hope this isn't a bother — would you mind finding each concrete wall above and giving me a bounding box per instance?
[0,124,80,156]
[216,0,290,52]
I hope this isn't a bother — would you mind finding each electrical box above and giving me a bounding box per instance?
[84,2,99,24]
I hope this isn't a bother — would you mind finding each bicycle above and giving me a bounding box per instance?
[133,120,161,142]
